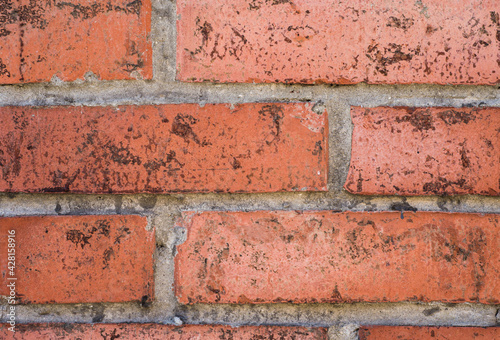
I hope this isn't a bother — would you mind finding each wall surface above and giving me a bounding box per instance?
[0,0,499,339]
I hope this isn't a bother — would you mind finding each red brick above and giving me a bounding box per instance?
[177,0,500,85]
[175,211,500,304]
[359,326,500,340]
[0,215,154,304]
[0,0,152,84]
[0,323,328,339]
[345,107,500,196]
[0,103,327,193]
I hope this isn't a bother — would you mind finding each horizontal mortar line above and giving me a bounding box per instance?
[1,192,500,202]
[1,205,499,216]
[0,98,498,109]
[2,302,497,327]
[0,83,498,106]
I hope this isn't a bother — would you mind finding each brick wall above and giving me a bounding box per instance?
[0,0,499,339]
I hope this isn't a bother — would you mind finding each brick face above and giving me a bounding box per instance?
[177,0,500,84]
[0,0,152,84]
[0,324,328,339]
[345,107,500,196]
[0,216,154,304]
[175,211,499,304]
[0,103,327,194]
[0,0,498,332]
[359,326,500,339]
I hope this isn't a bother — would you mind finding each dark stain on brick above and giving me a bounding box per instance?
[460,146,471,169]
[12,110,29,130]
[122,57,144,73]
[249,0,292,11]
[66,220,111,248]
[358,329,370,340]
[99,327,121,340]
[102,247,115,269]
[67,230,92,249]
[283,25,317,45]
[395,108,435,132]
[56,0,142,20]
[331,285,342,300]
[45,169,81,193]
[1,0,47,37]
[143,150,184,172]
[230,157,242,170]
[386,14,414,30]
[212,27,248,61]
[437,109,475,125]
[172,113,202,145]
[0,0,14,36]
[230,27,248,58]
[423,177,470,194]
[312,141,323,156]
[114,227,131,244]
[490,11,500,42]
[426,25,438,34]
[18,1,48,29]
[198,20,213,46]
[18,23,25,82]
[366,43,419,76]
[357,172,363,192]
[101,141,142,166]
[258,104,284,143]
[0,57,10,77]
[91,219,111,237]
[56,2,103,19]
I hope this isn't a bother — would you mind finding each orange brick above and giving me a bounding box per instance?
[0,215,154,304]
[0,323,328,339]
[177,0,500,85]
[359,326,500,340]
[175,211,499,304]
[345,107,500,196]
[0,0,152,84]
[0,103,327,193]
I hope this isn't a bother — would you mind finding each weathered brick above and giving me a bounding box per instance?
[345,107,500,196]
[0,215,154,304]
[0,323,328,339]
[359,326,500,339]
[177,0,500,85]
[0,0,152,84]
[0,103,327,193]
[175,211,499,304]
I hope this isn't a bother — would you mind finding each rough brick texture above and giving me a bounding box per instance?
[177,0,500,84]
[0,103,327,193]
[0,323,328,339]
[345,107,500,196]
[359,326,500,339]
[175,211,499,304]
[0,215,154,304]
[0,0,152,84]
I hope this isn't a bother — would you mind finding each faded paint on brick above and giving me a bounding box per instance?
[0,215,154,304]
[0,0,152,84]
[0,323,328,339]
[359,326,500,339]
[175,211,500,304]
[177,0,500,84]
[345,107,500,196]
[0,103,327,193]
